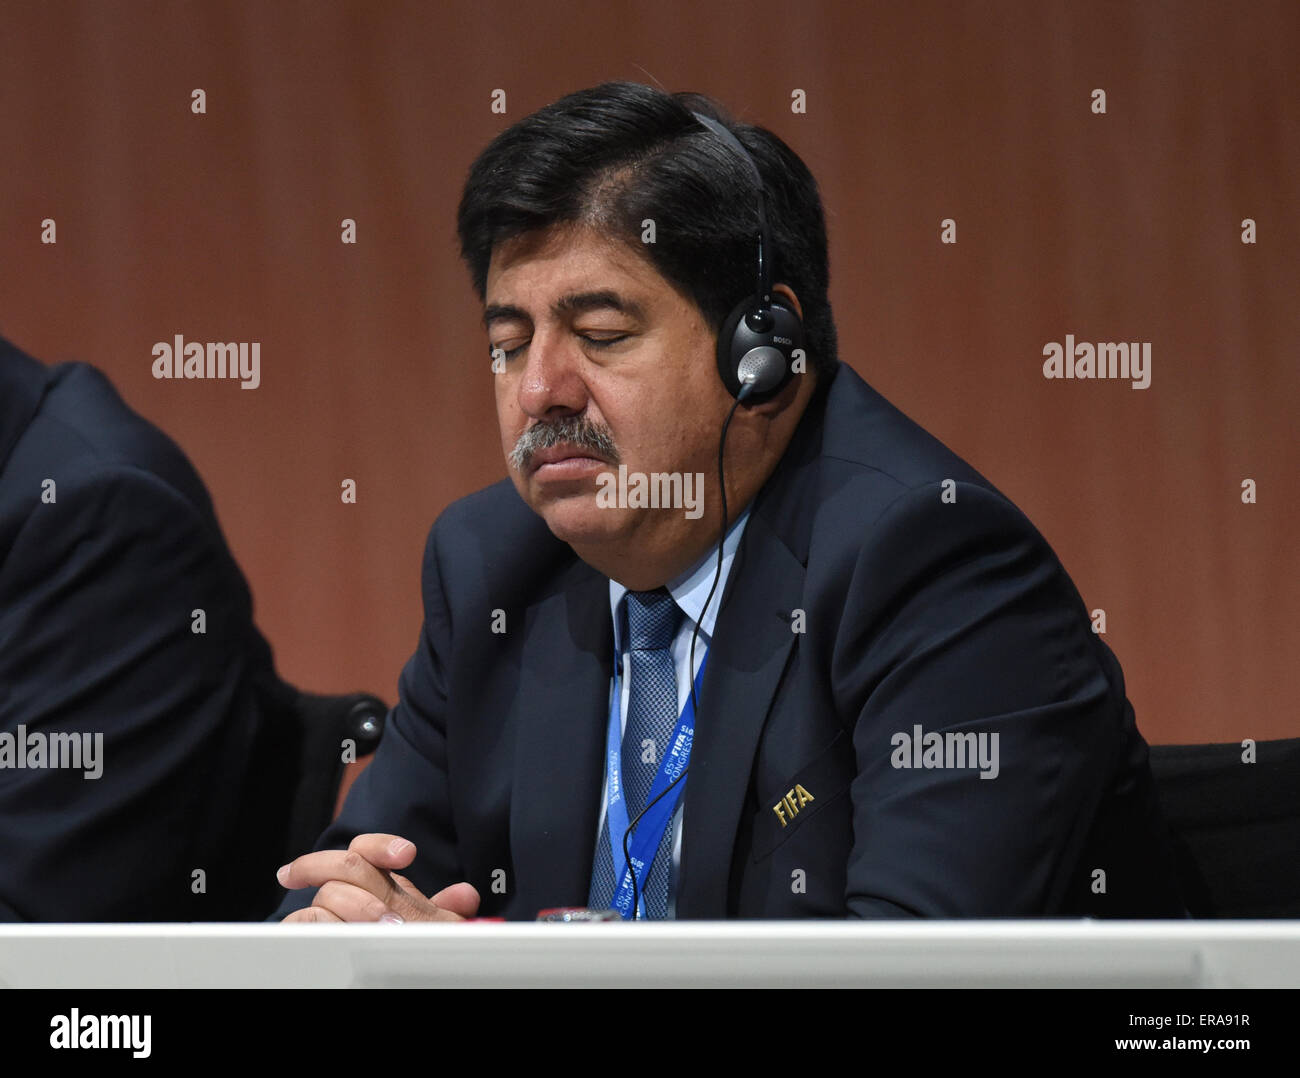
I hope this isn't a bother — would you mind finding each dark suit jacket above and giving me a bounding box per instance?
[0,336,294,920]
[275,360,1187,920]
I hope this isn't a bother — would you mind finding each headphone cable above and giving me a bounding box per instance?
[622,387,750,918]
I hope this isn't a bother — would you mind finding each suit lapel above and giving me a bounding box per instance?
[674,373,831,918]
[674,509,805,917]
[508,561,612,916]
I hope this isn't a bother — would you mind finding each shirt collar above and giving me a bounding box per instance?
[608,505,752,656]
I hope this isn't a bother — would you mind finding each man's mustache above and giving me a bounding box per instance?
[509,415,620,472]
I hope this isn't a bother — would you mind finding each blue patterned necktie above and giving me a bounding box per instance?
[588,587,685,918]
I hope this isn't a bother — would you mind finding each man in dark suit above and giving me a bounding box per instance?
[0,335,295,920]
[275,81,1186,922]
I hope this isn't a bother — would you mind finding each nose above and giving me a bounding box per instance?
[514,325,590,421]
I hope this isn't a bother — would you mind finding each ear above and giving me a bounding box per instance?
[771,284,803,321]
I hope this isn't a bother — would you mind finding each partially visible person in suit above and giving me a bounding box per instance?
[0,335,295,920]
[274,81,1187,922]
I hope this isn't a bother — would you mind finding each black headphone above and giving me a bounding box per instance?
[690,111,804,403]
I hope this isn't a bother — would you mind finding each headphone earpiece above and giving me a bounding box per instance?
[691,110,805,404]
[716,295,803,403]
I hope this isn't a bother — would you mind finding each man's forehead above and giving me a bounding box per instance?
[481,288,650,330]
[485,225,659,309]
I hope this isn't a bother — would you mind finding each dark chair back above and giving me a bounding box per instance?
[1148,737,1300,917]
[282,690,387,866]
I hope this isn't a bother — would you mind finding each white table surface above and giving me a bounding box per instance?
[1,920,1297,988]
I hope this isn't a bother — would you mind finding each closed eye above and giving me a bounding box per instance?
[489,334,630,362]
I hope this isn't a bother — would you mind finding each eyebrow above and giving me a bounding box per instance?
[481,290,648,330]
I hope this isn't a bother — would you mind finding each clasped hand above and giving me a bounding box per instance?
[278,833,481,923]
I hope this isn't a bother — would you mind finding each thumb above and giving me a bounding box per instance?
[429,881,482,918]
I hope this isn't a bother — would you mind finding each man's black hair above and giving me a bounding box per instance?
[456,80,837,381]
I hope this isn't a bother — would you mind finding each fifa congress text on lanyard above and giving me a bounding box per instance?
[603,648,709,919]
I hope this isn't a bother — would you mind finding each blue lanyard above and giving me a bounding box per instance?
[603,647,709,919]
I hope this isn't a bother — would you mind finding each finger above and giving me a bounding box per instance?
[388,872,477,915]
[428,881,481,919]
[389,872,423,900]
[346,833,418,871]
[282,904,344,923]
[377,874,469,922]
[277,848,395,900]
[313,879,405,923]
